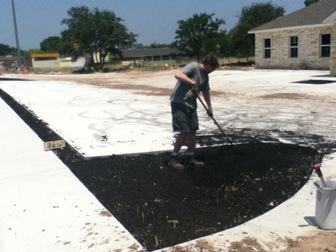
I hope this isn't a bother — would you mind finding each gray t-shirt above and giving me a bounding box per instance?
[170,63,210,110]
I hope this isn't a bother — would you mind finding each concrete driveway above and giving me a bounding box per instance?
[1,69,336,251]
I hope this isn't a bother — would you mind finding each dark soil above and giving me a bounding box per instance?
[0,88,329,251]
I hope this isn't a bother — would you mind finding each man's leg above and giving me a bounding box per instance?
[173,132,188,154]
[169,132,187,169]
[186,131,204,167]
[186,131,196,153]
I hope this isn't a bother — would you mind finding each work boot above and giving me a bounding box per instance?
[187,155,204,167]
[168,157,184,170]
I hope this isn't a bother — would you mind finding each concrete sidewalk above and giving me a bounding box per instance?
[0,98,143,251]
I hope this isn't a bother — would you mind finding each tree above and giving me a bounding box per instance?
[227,2,285,58]
[148,43,172,48]
[60,6,137,71]
[130,42,173,49]
[0,43,14,56]
[305,0,319,6]
[173,13,226,62]
[40,36,61,52]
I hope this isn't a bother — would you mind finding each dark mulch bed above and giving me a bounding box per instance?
[0,89,324,251]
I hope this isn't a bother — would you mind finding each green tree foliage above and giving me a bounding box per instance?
[131,42,172,49]
[305,0,319,6]
[25,48,44,54]
[173,13,226,62]
[40,36,61,52]
[148,43,172,48]
[60,6,137,71]
[0,43,17,56]
[227,2,285,58]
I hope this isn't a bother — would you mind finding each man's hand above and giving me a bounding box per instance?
[191,84,197,94]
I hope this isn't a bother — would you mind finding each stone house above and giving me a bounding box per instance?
[248,0,336,75]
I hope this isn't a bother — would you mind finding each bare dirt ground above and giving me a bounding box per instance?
[2,68,336,251]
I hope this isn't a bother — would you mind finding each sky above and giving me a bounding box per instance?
[1,0,305,50]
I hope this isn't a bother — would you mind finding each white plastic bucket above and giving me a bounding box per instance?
[315,181,336,229]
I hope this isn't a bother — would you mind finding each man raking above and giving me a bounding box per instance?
[169,55,220,169]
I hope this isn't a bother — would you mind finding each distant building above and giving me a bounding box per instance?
[249,0,336,75]
[19,48,181,69]
[120,48,180,62]
[59,57,85,68]
[25,53,60,68]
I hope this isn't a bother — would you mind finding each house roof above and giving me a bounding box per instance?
[249,0,336,33]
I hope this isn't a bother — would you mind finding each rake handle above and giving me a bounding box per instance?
[195,94,233,145]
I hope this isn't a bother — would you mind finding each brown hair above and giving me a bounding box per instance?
[202,55,220,69]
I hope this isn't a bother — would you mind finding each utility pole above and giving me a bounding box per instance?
[11,0,21,66]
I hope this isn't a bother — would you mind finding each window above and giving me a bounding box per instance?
[34,57,58,61]
[264,38,271,58]
[321,34,331,58]
[290,36,298,58]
